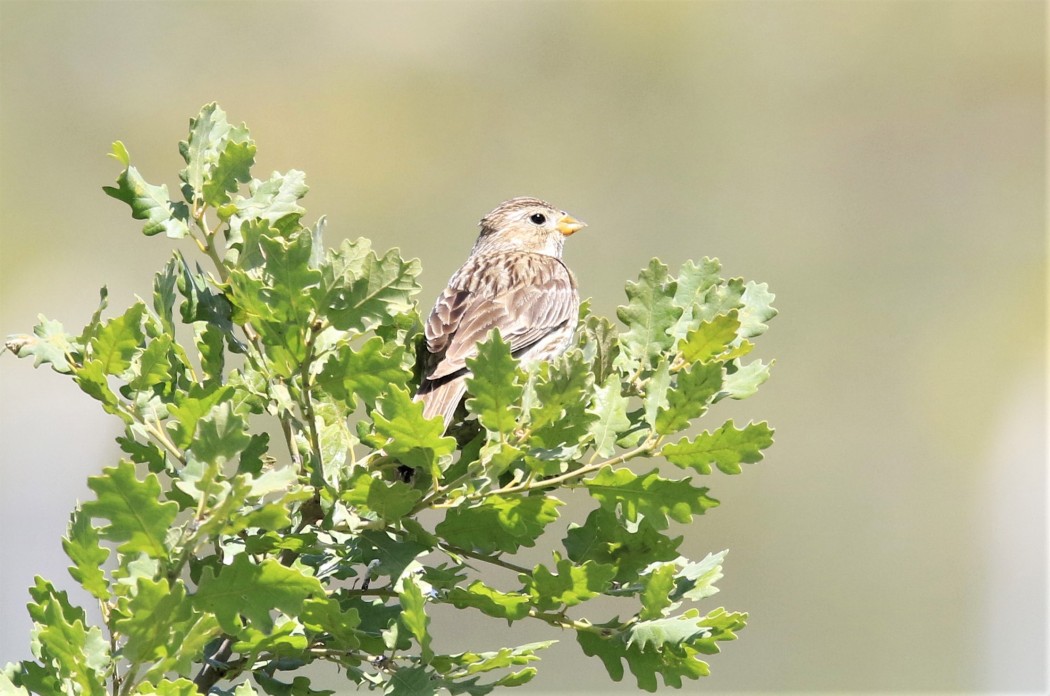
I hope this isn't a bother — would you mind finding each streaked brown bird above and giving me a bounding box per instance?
[415,197,586,429]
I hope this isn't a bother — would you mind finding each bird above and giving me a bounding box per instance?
[414,197,586,430]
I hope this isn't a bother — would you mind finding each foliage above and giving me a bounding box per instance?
[2,104,776,695]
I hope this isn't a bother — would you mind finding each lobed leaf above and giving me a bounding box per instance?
[399,576,433,662]
[446,581,531,623]
[587,375,631,457]
[223,169,308,241]
[616,258,682,368]
[316,336,410,410]
[669,257,724,339]
[342,470,423,521]
[25,578,109,696]
[322,238,421,333]
[738,281,777,338]
[436,495,562,555]
[81,461,178,560]
[367,387,456,478]
[655,362,722,435]
[584,466,718,530]
[62,509,110,601]
[3,316,77,373]
[103,142,190,238]
[563,508,682,584]
[193,555,323,633]
[465,332,524,436]
[662,420,774,474]
[677,310,741,364]
[522,557,616,610]
[528,351,597,448]
[721,359,772,401]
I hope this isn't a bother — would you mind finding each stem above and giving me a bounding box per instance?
[298,324,325,489]
[444,437,661,506]
[527,608,603,634]
[116,664,140,696]
[441,543,531,575]
[193,638,236,693]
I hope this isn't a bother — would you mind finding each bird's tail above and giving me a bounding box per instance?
[415,376,467,432]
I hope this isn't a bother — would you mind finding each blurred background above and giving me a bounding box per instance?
[1,1,1045,693]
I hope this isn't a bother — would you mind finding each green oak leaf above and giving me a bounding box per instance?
[175,254,237,336]
[316,336,410,410]
[522,556,616,610]
[25,578,108,696]
[575,629,713,692]
[153,256,179,335]
[386,666,435,696]
[584,466,718,530]
[738,281,777,338]
[655,362,722,435]
[194,323,226,385]
[62,509,110,601]
[588,375,631,457]
[641,359,671,429]
[81,461,178,560]
[669,257,724,339]
[301,597,362,647]
[446,581,531,623]
[342,596,407,655]
[563,508,682,584]
[436,495,561,555]
[89,302,146,375]
[617,258,682,368]
[133,679,203,695]
[226,231,320,344]
[178,103,256,208]
[662,420,774,474]
[399,576,433,662]
[528,351,597,448]
[193,555,323,633]
[103,141,189,238]
[223,169,308,240]
[230,619,311,659]
[129,334,174,390]
[669,550,727,603]
[74,359,125,419]
[578,314,620,386]
[0,673,30,696]
[187,401,251,467]
[114,578,202,668]
[342,470,423,521]
[3,316,76,373]
[322,238,421,333]
[639,563,677,620]
[367,387,456,477]
[165,384,234,449]
[628,607,746,654]
[179,102,227,195]
[678,310,741,364]
[430,641,553,680]
[721,359,772,400]
[357,530,431,583]
[465,332,524,436]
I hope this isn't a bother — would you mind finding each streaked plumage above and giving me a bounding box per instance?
[415,197,585,429]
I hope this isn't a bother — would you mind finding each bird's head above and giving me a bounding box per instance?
[474,197,586,257]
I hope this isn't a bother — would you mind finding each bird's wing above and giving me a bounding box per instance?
[424,255,577,382]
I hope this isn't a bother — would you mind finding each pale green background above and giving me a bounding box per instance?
[0,1,1045,693]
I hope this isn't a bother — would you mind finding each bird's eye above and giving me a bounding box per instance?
[529,213,547,225]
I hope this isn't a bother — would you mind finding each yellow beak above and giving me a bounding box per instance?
[556,214,587,236]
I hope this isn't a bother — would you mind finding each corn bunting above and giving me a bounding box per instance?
[415,197,586,429]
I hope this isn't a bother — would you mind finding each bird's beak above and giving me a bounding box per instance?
[556,214,586,236]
